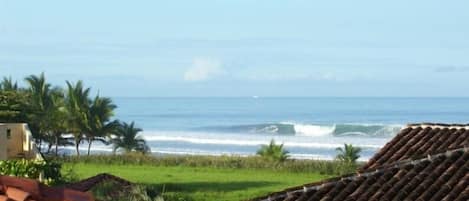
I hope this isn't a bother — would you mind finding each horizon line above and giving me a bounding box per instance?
[109,96,469,99]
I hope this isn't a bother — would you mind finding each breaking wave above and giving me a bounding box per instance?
[200,123,402,137]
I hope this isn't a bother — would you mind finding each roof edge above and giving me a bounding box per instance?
[251,147,468,201]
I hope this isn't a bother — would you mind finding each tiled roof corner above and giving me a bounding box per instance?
[250,123,469,201]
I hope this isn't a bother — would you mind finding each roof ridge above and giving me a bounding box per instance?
[359,147,467,173]
[255,147,468,201]
[407,122,469,128]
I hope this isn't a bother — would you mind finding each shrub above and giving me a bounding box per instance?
[335,144,362,164]
[0,159,63,185]
[256,139,290,162]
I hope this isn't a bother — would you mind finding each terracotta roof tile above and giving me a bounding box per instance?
[251,149,468,201]
[0,175,94,201]
[362,124,469,171]
[251,123,469,201]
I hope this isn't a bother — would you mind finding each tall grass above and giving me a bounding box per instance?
[52,154,360,175]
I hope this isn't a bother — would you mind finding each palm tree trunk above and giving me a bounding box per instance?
[75,139,80,157]
[47,143,53,154]
[87,140,92,156]
[38,138,43,153]
[55,135,59,156]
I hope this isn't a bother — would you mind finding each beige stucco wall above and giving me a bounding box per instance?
[0,125,7,160]
[7,124,25,158]
[0,123,40,160]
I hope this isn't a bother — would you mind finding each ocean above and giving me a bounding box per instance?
[91,97,469,161]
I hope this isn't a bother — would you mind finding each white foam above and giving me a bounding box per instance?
[293,123,335,137]
[143,134,382,149]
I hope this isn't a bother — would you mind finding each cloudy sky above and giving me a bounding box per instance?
[1,0,469,97]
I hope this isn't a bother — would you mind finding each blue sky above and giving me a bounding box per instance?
[1,0,469,97]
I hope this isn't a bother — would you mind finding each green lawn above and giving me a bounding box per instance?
[64,163,331,201]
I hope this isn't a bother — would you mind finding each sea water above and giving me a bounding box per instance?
[91,97,469,160]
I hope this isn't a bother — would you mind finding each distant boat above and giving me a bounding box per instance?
[252,96,259,99]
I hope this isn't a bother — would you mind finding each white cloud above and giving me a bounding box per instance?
[184,58,224,81]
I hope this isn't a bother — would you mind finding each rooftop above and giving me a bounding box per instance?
[0,175,94,201]
[251,123,469,201]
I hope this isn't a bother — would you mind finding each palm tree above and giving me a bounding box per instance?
[25,73,53,152]
[111,121,150,154]
[0,76,18,91]
[85,95,117,155]
[335,144,362,164]
[65,80,91,156]
[47,87,70,155]
[256,139,290,162]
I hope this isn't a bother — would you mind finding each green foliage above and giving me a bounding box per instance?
[256,139,290,162]
[0,90,30,122]
[111,121,150,154]
[55,154,359,175]
[0,77,19,91]
[0,74,144,157]
[84,96,118,155]
[0,159,63,185]
[335,143,362,164]
[65,80,92,156]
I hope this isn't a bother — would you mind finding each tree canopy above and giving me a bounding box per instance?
[0,73,148,157]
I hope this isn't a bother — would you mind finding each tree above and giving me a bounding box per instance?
[110,121,150,154]
[25,73,54,152]
[65,80,91,156]
[0,90,30,123]
[47,87,71,155]
[0,76,19,91]
[256,139,290,162]
[85,95,117,155]
[335,144,362,164]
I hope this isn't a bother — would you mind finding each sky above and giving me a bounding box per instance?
[1,0,469,97]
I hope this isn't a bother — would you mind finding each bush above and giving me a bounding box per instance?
[256,139,290,162]
[0,159,63,185]
[335,144,362,164]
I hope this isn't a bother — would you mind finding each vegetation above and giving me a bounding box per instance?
[0,73,149,156]
[63,161,332,201]
[54,154,359,176]
[0,77,19,91]
[110,121,151,154]
[0,90,30,122]
[335,143,362,164]
[0,159,62,185]
[256,139,290,162]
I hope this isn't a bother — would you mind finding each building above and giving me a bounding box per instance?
[0,123,42,161]
[250,123,469,201]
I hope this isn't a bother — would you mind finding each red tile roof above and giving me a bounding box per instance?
[362,123,469,171]
[250,123,469,201]
[252,148,468,201]
[0,175,94,201]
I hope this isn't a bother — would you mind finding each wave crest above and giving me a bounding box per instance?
[200,123,401,137]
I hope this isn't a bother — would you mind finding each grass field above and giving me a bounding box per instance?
[63,162,332,201]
